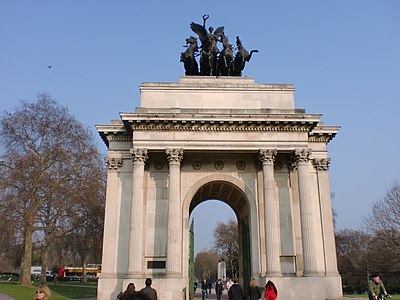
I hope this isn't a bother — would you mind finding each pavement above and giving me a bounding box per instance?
[0,294,14,300]
[0,290,368,300]
[192,290,367,300]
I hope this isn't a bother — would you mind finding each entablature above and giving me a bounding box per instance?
[120,110,322,133]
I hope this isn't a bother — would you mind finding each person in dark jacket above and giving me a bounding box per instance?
[215,279,224,300]
[368,274,389,300]
[117,283,135,299]
[247,278,261,300]
[201,279,208,300]
[228,278,244,300]
[140,278,157,300]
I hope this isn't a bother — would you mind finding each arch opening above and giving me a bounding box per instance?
[188,180,252,293]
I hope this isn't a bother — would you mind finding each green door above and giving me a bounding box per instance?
[189,218,195,299]
[241,220,251,295]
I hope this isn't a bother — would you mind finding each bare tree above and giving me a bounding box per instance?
[213,219,239,278]
[335,229,371,276]
[366,183,400,243]
[0,93,105,285]
[364,182,400,272]
[194,249,219,280]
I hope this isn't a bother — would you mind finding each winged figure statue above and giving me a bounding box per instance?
[190,14,225,75]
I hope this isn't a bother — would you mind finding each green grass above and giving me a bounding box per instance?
[0,282,97,299]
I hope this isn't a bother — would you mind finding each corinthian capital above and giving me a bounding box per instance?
[258,149,277,164]
[166,148,184,163]
[312,158,331,171]
[130,148,148,163]
[106,157,123,170]
[294,149,312,164]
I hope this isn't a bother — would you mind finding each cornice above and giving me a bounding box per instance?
[96,123,131,147]
[308,124,340,144]
[121,112,322,132]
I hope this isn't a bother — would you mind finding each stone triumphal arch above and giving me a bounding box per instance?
[96,76,342,300]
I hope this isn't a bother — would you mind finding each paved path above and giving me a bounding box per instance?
[0,293,14,300]
[192,291,367,300]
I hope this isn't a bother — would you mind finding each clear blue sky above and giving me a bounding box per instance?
[1,1,399,254]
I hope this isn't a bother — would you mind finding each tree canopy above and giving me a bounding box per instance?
[213,218,239,278]
[0,93,105,285]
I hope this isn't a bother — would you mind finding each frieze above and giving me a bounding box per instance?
[131,122,313,133]
[106,135,132,142]
[308,136,335,143]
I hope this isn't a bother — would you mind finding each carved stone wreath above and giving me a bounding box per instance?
[154,161,164,170]
[193,161,202,170]
[236,160,246,170]
[214,161,224,170]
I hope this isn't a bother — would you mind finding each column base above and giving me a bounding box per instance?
[265,271,282,277]
[166,272,182,278]
[303,270,325,277]
[125,272,143,279]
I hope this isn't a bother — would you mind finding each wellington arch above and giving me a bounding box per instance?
[96,76,342,300]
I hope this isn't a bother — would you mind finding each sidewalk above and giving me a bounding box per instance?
[192,291,367,300]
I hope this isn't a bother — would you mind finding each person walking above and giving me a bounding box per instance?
[226,278,233,292]
[248,278,261,300]
[216,278,224,300]
[117,283,135,299]
[140,278,158,300]
[201,279,208,300]
[228,278,244,300]
[264,280,277,300]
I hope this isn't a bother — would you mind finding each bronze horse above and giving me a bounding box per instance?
[232,36,258,76]
[218,35,233,76]
[180,36,199,76]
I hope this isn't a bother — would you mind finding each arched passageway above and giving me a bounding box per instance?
[187,180,253,292]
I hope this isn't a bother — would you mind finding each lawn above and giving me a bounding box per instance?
[0,282,97,299]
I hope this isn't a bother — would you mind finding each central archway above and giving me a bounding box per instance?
[182,175,260,295]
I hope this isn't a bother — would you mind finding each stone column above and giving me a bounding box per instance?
[294,149,319,276]
[127,148,148,277]
[313,158,339,276]
[166,148,184,275]
[101,156,123,277]
[259,149,281,276]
